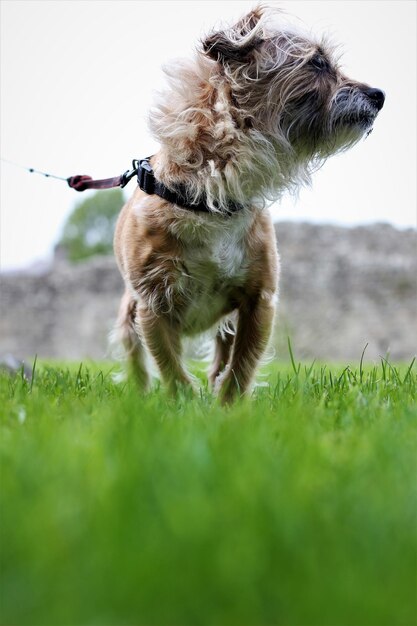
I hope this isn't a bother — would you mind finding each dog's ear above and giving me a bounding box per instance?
[203,7,265,63]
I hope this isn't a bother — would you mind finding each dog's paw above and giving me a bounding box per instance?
[214,368,242,405]
[111,369,127,384]
[166,373,200,398]
[213,368,228,394]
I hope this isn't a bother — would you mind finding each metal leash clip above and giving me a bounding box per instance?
[120,159,140,188]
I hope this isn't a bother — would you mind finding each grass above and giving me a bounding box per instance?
[0,356,416,626]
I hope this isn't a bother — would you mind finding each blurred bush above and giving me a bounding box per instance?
[58,189,124,262]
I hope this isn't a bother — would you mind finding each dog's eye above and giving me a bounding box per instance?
[310,54,328,71]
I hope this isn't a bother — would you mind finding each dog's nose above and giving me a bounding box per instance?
[362,87,385,111]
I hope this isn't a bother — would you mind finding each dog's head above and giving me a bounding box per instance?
[150,5,385,208]
[203,6,385,162]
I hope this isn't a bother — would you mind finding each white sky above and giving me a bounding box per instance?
[1,0,416,270]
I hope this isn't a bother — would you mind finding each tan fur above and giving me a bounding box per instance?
[113,6,384,403]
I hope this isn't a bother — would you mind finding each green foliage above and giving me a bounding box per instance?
[1,360,416,625]
[59,189,124,262]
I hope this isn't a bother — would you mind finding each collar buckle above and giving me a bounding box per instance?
[137,158,155,194]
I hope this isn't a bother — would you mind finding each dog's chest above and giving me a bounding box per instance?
[179,220,249,332]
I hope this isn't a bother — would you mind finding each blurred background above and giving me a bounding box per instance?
[1,0,416,363]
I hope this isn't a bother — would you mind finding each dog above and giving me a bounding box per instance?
[113,5,385,404]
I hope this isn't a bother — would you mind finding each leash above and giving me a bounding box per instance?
[1,158,69,182]
[67,160,139,191]
[1,156,245,213]
[1,157,139,192]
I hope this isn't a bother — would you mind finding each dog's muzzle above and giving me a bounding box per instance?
[331,85,385,130]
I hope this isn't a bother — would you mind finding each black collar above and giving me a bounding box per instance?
[137,158,244,215]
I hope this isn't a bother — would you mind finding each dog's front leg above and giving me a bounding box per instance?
[216,294,275,404]
[138,306,194,395]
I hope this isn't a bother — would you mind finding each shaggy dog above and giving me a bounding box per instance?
[113,6,384,403]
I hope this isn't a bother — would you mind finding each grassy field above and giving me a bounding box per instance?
[0,356,416,626]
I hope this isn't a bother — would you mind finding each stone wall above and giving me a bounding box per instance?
[274,222,416,361]
[1,222,416,362]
